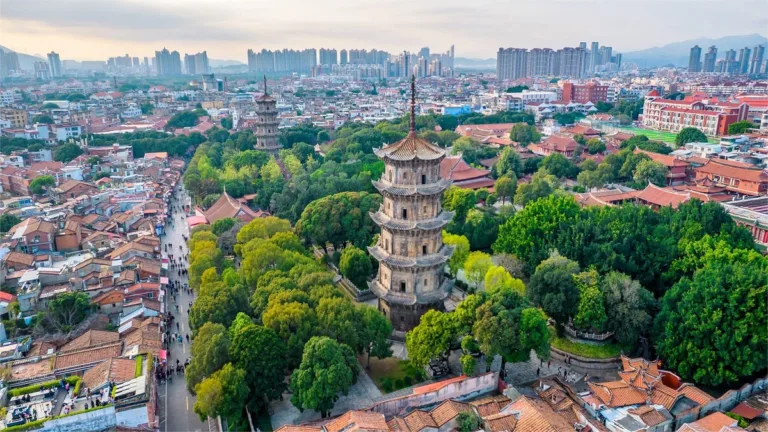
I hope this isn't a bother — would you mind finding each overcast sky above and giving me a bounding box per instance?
[2,0,767,61]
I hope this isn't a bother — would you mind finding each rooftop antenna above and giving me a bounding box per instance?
[410,75,416,133]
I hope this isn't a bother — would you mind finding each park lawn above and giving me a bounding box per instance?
[549,328,630,359]
[361,355,426,393]
[619,127,719,144]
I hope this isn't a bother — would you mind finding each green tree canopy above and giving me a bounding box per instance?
[573,270,607,331]
[495,195,580,272]
[527,252,580,326]
[186,322,231,393]
[53,143,84,162]
[32,114,54,124]
[289,336,358,418]
[45,292,90,332]
[29,175,56,195]
[727,120,756,135]
[464,251,492,289]
[509,124,541,145]
[193,363,249,422]
[494,147,522,178]
[513,171,558,206]
[229,324,288,408]
[495,176,517,205]
[339,246,372,289]
[654,255,767,386]
[0,214,21,233]
[405,310,457,369]
[633,159,668,187]
[601,272,655,345]
[443,231,470,277]
[295,191,381,251]
[674,127,708,147]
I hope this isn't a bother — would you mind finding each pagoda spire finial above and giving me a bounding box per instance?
[263,74,268,95]
[410,75,416,133]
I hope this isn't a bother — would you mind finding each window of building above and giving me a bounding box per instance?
[421,174,426,184]
[402,208,408,219]
[400,281,406,292]
[385,239,390,252]
[422,245,427,255]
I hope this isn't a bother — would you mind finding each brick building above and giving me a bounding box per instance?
[562,82,608,104]
[642,92,748,136]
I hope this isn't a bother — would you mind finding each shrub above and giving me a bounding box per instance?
[8,376,79,397]
[394,378,404,389]
[381,378,394,392]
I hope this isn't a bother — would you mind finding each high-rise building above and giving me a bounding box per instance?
[689,45,702,72]
[497,48,528,80]
[0,51,20,78]
[703,46,717,72]
[319,48,338,66]
[253,76,280,153]
[528,48,555,76]
[579,42,587,50]
[154,48,182,75]
[590,42,599,72]
[558,47,589,78]
[368,77,454,332]
[599,46,612,67]
[418,47,430,60]
[738,47,751,74]
[724,49,739,74]
[184,51,209,75]
[132,57,140,68]
[750,45,765,75]
[34,61,51,80]
[340,49,348,65]
[47,52,62,78]
[497,45,590,79]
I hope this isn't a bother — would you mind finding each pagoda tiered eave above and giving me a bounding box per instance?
[369,211,454,231]
[368,278,453,306]
[367,244,454,269]
[372,178,452,196]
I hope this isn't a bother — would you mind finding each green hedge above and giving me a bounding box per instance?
[3,418,47,432]
[9,376,80,398]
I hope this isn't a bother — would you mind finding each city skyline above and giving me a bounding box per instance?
[3,0,767,61]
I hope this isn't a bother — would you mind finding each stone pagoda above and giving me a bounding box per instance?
[254,75,280,153]
[368,76,454,332]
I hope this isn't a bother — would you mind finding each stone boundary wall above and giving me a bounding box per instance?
[549,347,621,370]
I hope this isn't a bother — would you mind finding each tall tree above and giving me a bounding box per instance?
[727,120,756,135]
[464,251,493,289]
[339,246,372,289]
[290,336,358,418]
[405,310,457,368]
[229,324,288,408]
[654,255,767,386]
[442,232,470,277]
[601,272,655,346]
[193,363,249,422]
[484,265,525,296]
[494,195,580,273]
[186,323,231,393]
[295,192,381,251]
[494,176,517,205]
[674,127,707,147]
[526,252,580,327]
[45,292,90,332]
[29,175,56,195]
[494,147,522,178]
[53,143,84,162]
[509,124,541,145]
[0,214,20,233]
[633,159,668,187]
[358,306,393,368]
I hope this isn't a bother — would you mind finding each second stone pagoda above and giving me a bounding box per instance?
[368,76,454,332]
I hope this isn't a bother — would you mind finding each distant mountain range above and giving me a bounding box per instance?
[455,57,496,68]
[0,45,44,71]
[622,34,768,68]
[209,58,245,68]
